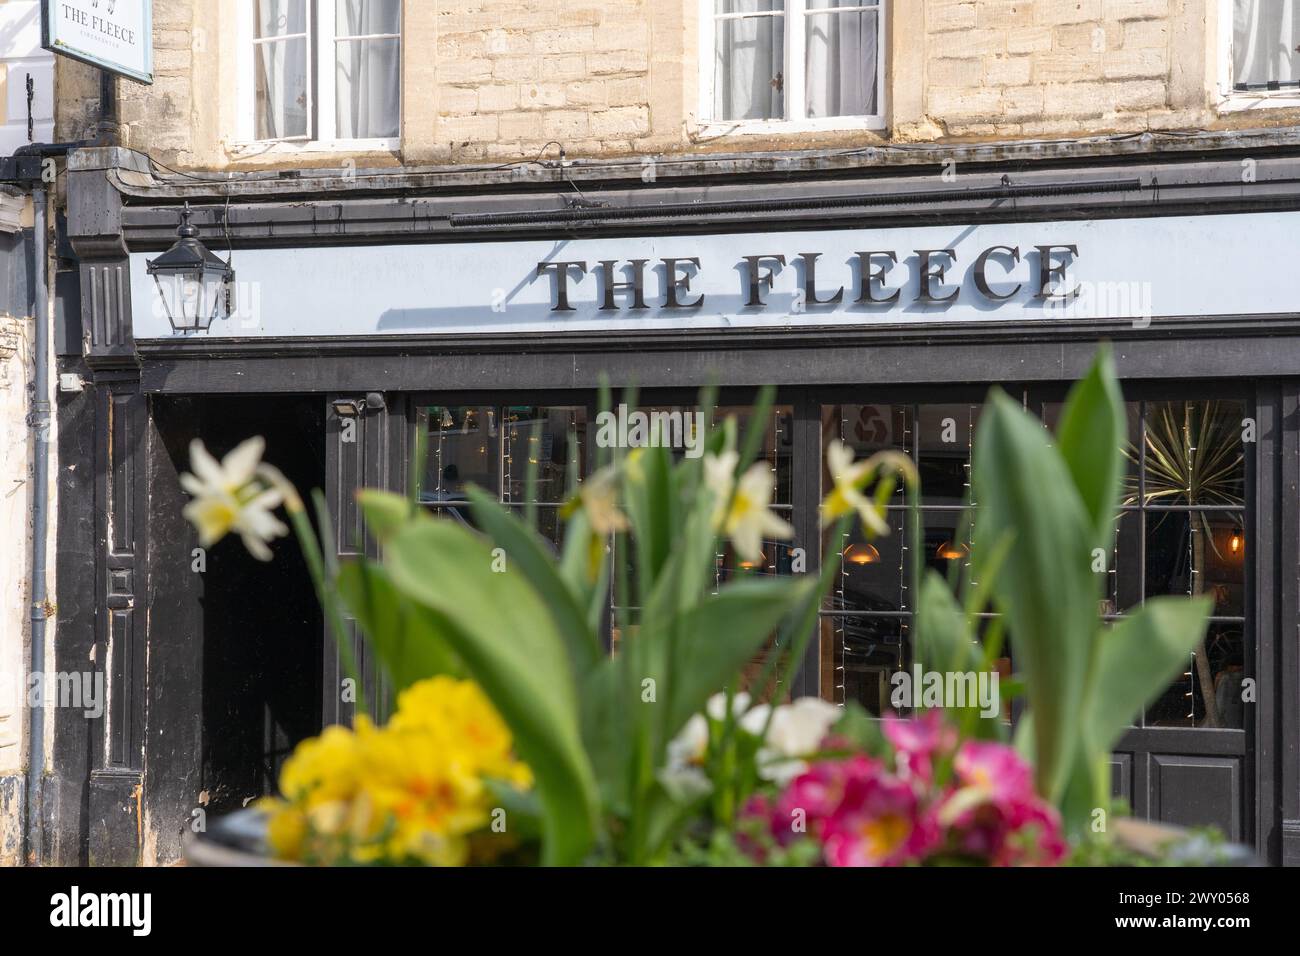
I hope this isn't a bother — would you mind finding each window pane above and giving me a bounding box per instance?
[1140,400,1245,507]
[713,10,785,120]
[824,402,910,456]
[1040,399,1141,493]
[715,404,794,506]
[502,406,586,505]
[1145,620,1246,729]
[336,36,401,138]
[506,504,565,552]
[337,0,401,36]
[256,0,308,38]
[419,406,498,502]
[805,7,879,117]
[918,403,980,506]
[827,512,906,614]
[715,0,782,14]
[822,614,906,715]
[613,405,707,465]
[255,37,310,139]
[1105,509,1142,615]
[1233,0,1300,87]
[1144,511,1246,616]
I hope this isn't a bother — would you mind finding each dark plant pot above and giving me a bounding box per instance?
[187,808,1263,866]
[185,809,294,867]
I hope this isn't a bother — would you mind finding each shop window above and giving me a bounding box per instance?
[701,0,886,132]
[416,405,585,551]
[238,0,401,147]
[820,402,984,714]
[1219,0,1300,108]
[820,395,1250,732]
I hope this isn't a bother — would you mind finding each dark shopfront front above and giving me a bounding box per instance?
[46,140,1300,866]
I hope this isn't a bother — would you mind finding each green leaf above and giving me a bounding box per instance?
[1084,595,1212,754]
[662,577,813,737]
[465,485,602,679]
[915,571,977,676]
[356,489,415,544]
[973,389,1098,799]
[1056,345,1126,551]
[335,559,464,689]
[381,516,600,866]
[622,443,676,604]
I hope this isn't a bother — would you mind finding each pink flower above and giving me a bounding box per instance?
[883,712,958,784]
[822,769,939,866]
[767,756,873,845]
[952,739,1035,802]
[940,740,1067,866]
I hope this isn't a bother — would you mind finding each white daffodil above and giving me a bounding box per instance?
[757,697,842,784]
[659,713,712,799]
[706,690,751,722]
[820,439,888,535]
[666,713,709,769]
[703,449,739,523]
[704,452,794,565]
[578,464,629,535]
[181,437,288,562]
[739,702,771,737]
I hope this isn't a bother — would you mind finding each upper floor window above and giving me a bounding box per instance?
[701,0,885,131]
[239,0,401,147]
[1232,0,1300,90]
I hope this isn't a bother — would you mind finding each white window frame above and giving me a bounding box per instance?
[1216,0,1300,113]
[697,0,887,136]
[234,1,402,154]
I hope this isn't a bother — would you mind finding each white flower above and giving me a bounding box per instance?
[704,452,794,564]
[659,713,712,799]
[578,464,629,535]
[181,437,288,561]
[706,690,751,722]
[739,703,771,736]
[666,713,709,769]
[757,697,842,784]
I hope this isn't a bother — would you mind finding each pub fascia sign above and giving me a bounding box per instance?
[140,210,1299,340]
[534,244,1080,312]
[42,0,153,85]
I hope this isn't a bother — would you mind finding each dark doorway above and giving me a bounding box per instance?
[148,395,324,856]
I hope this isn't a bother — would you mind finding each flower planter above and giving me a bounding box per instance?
[186,807,1260,867]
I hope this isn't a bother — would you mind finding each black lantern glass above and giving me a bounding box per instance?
[146,203,234,332]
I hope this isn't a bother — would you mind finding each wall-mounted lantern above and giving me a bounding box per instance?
[146,202,234,333]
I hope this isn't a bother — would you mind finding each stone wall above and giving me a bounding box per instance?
[47,2,1300,170]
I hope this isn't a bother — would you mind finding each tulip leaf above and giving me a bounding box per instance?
[915,570,977,676]
[663,577,813,737]
[973,389,1098,799]
[335,558,464,689]
[1084,595,1212,755]
[355,489,414,544]
[465,485,602,679]
[1055,346,1126,551]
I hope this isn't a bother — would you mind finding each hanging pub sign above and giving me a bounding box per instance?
[42,0,153,85]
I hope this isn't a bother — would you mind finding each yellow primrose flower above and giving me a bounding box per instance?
[705,451,794,564]
[180,437,288,561]
[261,676,532,866]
